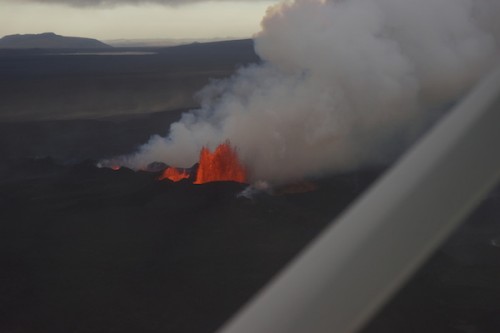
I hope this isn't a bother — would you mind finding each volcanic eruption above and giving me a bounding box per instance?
[158,141,247,184]
[103,0,500,185]
[159,167,190,182]
[194,141,247,184]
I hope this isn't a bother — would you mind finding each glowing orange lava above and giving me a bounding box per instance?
[111,165,121,171]
[194,141,247,184]
[159,167,190,182]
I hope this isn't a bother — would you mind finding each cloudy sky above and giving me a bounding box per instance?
[0,0,277,40]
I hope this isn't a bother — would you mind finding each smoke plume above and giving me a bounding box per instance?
[108,0,499,183]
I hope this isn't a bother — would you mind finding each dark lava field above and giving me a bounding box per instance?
[1,40,499,333]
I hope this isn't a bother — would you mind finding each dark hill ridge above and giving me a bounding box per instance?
[0,32,111,49]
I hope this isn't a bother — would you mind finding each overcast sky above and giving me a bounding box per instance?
[0,0,277,40]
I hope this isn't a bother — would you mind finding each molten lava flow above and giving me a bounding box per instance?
[159,167,190,182]
[111,165,121,171]
[194,141,247,184]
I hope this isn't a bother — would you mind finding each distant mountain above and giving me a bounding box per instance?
[105,37,238,48]
[0,32,112,49]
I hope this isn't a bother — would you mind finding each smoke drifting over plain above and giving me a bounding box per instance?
[110,0,500,183]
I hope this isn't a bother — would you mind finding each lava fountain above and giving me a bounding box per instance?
[158,141,247,184]
[159,167,190,182]
[195,141,247,184]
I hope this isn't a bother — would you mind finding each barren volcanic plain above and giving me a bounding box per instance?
[1,40,499,333]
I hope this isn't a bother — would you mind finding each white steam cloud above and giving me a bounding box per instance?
[108,0,499,183]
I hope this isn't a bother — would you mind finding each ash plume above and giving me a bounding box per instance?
[106,0,500,183]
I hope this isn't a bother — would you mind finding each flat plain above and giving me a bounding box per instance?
[0,40,499,333]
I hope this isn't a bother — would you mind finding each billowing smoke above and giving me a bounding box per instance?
[107,0,499,183]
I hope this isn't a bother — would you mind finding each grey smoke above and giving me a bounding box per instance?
[108,0,500,183]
